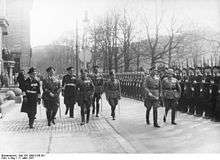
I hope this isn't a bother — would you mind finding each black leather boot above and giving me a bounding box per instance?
[146,109,150,125]
[171,109,177,125]
[153,109,160,128]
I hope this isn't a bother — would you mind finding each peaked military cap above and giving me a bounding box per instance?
[66,67,74,71]
[28,67,36,74]
[46,66,55,72]
[109,70,115,75]
[188,67,194,71]
[93,65,99,69]
[213,66,220,70]
[204,66,211,70]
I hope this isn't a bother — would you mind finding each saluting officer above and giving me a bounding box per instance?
[42,67,62,126]
[62,67,77,118]
[77,69,94,125]
[104,70,121,120]
[162,68,181,125]
[21,67,41,129]
[143,67,160,128]
[90,65,104,117]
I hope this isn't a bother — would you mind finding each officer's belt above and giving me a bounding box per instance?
[26,90,37,94]
[65,84,76,87]
[163,89,178,91]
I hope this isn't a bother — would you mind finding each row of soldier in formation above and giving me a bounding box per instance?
[116,65,220,127]
[19,64,220,129]
[20,66,121,129]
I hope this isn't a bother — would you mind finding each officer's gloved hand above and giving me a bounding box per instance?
[23,96,28,103]
[37,98,41,105]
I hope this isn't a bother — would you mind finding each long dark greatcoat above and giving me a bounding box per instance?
[62,74,77,105]
[21,77,40,114]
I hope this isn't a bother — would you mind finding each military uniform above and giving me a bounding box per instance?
[21,67,41,129]
[212,66,220,121]
[143,73,160,127]
[62,73,77,118]
[90,73,104,117]
[194,68,203,116]
[202,68,213,118]
[179,70,188,113]
[42,68,61,126]
[77,74,94,125]
[162,70,181,125]
[104,75,121,120]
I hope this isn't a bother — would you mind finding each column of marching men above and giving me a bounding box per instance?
[19,64,220,129]
[20,66,121,129]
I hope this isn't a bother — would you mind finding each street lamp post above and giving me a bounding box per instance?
[75,19,79,77]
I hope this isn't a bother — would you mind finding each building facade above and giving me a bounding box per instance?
[0,0,9,74]
[4,0,33,73]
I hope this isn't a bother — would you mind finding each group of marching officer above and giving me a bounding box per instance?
[21,65,121,129]
[20,63,220,129]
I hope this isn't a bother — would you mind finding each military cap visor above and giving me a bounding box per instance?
[46,66,55,72]
[93,65,99,69]
[213,66,220,70]
[28,67,36,74]
[167,68,174,75]
[66,67,74,71]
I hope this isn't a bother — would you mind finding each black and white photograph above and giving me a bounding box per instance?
[0,0,220,159]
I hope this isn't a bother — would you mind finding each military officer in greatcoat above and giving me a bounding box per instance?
[104,70,121,120]
[42,67,62,126]
[62,67,77,118]
[90,65,104,117]
[143,67,160,128]
[162,68,181,125]
[77,69,94,125]
[21,67,41,129]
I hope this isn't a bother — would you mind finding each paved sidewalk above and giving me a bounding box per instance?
[101,95,220,153]
[0,97,134,153]
[0,95,220,153]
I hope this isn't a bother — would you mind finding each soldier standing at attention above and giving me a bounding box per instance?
[42,67,62,126]
[143,67,160,128]
[90,65,104,117]
[178,68,187,113]
[104,70,121,120]
[21,67,41,129]
[162,69,181,125]
[62,67,77,118]
[194,67,203,117]
[212,66,220,121]
[77,69,94,125]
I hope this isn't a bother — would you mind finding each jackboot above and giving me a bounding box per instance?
[171,109,177,125]
[146,109,150,125]
[153,109,160,128]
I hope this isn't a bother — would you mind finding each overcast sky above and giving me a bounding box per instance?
[30,0,220,47]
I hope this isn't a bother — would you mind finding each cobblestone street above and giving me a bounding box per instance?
[1,96,220,153]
